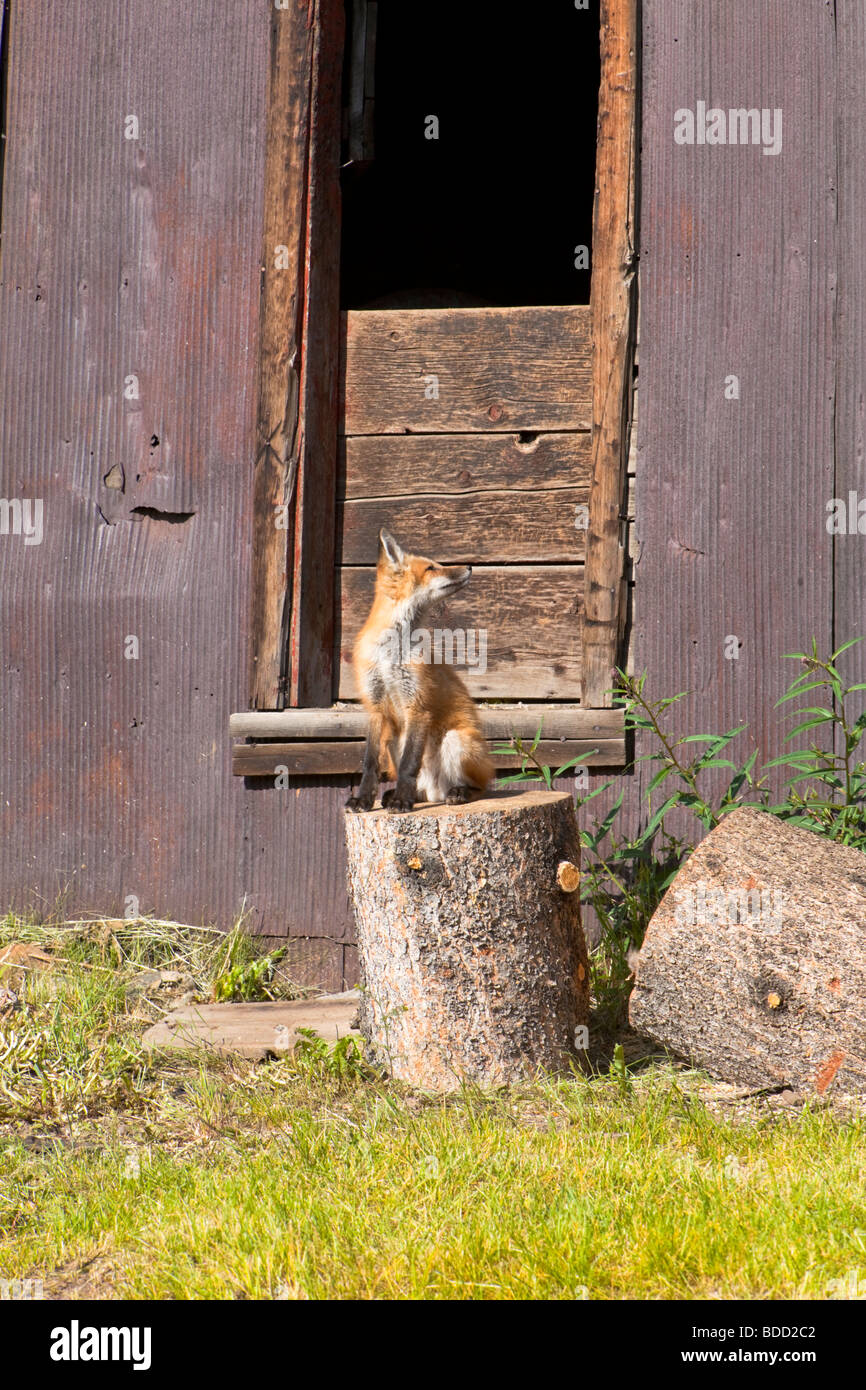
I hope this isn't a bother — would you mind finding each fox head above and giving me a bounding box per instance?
[376,529,472,618]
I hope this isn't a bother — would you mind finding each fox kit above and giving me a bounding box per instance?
[346,530,494,814]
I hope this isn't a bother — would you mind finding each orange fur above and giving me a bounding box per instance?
[351,531,494,806]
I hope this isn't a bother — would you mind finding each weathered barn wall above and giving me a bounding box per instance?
[630,0,860,824]
[834,2,866,663]
[2,2,865,986]
[0,2,354,985]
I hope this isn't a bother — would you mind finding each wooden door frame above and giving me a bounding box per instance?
[248,0,344,711]
[244,0,638,724]
[583,0,639,707]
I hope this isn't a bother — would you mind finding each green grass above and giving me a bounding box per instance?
[1,915,864,1300]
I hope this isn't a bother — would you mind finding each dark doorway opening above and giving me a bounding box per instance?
[340,0,601,310]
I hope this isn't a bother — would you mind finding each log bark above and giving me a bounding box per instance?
[630,807,866,1097]
[344,790,589,1089]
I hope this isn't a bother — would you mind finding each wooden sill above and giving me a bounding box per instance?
[230,705,626,777]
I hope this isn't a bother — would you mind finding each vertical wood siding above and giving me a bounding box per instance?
[0,2,355,980]
[632,0,837,790]
[834,1,866,688]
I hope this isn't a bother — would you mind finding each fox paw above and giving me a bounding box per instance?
[382,788,414,813]
[346,792,375,813]
[445,785,472,805]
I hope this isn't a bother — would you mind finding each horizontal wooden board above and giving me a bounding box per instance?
[339,431,591,499]
[341,306,592,435]
[338,490,589,565]
[230,706,625,741]
[336,565,585,699]
[233,739,626,777]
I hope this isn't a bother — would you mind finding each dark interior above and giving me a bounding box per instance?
[340,0,601,309]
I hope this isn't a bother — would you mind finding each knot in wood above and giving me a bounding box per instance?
[556,860,581,893]
[391,844,446,887]
[753,969,791,1018]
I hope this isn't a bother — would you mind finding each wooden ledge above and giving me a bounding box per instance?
[230,705,626,777]
[351,788,575,821]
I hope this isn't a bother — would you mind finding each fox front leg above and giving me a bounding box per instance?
[381,721,428,814]
[346,715,383,812]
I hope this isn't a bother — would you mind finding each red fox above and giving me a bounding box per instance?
[346,530,494,813]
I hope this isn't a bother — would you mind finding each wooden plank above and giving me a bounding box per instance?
[336,565,585,699]
[0,1,296,932]
[338,491,589,565]
[0,0,6,269]
[362,1,377,156]
[288,0,344,705]
[581,0,638,706]
[343,944,359,990]
[233,739,625,777]
[248,2,316,709]
[236,742,368,776]
[340,306,592,435]
[143,992,360,1058]
[633,0,836,799]
[232,710,369,739]
[339,431,591,499]
[283,937,353,993]
[485,707,623,743]
[345,0,376,165]
[230,707,625,740]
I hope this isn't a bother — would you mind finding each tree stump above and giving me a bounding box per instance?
[630,807,866,1097]
[344,790,588,1089]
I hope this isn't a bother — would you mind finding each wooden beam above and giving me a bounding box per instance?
[289,0,344,705]
[230,706,625,741]
[345,0,376,165]
[338,490,589,566]
[581,0,639,707]
[249,3,315,710]
[340,306,592,435]
[232,737,626,778]
[340,431,591,499]
[249,0,344,711]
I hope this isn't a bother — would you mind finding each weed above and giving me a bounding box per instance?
[293,1029,368,1083]
[211,923,287,1003]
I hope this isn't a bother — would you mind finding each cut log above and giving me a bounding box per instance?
[629,807,866,1097]
[344,790,588,1089]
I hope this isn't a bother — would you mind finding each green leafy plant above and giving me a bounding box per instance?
[763,638,866,849]
[581,673,765,1026]
[211,924,287,1003]
[293,1028,368,1082]
[578,803,687,1028]
[608,1041,632,1097]
[618,670,763,833]
[491,727,597,789]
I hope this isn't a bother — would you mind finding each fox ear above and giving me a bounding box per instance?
[378,529,405,567]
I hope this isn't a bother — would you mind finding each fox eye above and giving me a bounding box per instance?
[424,565,436,574]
